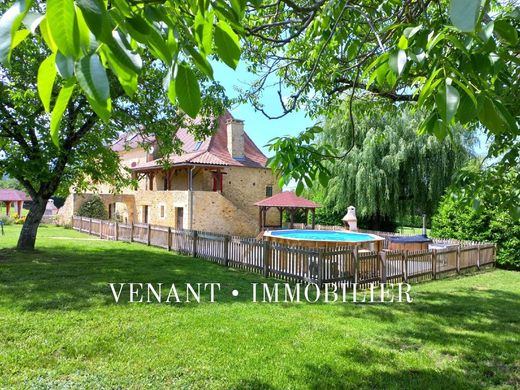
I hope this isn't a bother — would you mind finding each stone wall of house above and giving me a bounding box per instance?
[133,190,189,228]
[221,166,280,226]
[191,191,258,236]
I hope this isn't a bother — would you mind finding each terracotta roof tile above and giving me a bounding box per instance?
[126,110,268,171]
[0,189,31,201]
[255,192,321,208]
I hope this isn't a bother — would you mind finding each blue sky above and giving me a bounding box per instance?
[212,61,313,156]
[212,61,489,158]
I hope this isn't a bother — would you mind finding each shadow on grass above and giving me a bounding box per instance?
[306,288,520,389]
[0,245,274,311]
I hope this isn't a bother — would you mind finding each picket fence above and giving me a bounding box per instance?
[72,216,496,286]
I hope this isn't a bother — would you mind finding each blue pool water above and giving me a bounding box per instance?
[270,230,377,242]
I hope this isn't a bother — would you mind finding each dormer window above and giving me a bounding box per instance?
[193,141,203,151]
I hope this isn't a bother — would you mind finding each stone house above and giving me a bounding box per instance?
[58,111,280,237]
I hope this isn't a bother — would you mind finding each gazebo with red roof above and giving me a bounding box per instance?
[254,191,321,230]
[0,189,31,217]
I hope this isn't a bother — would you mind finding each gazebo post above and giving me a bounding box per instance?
[263,207,268,230]
[311,209,316,229]
[17,201,22,217]
[258,207,263,231]
[290,208,295,229]
[5,201,11,216]
[304,209,309,228]
[278,207,283,228]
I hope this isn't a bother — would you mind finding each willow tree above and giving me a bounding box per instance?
[246,0,519,216]
[314,103,473,230]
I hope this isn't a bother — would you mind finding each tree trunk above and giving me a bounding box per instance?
[17,196,48,250]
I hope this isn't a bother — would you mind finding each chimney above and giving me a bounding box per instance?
[226,118,245,159]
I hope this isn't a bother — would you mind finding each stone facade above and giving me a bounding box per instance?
[58,113,281,237]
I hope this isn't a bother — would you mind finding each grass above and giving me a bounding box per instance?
[1,225,519,389]
[396,226,431,235]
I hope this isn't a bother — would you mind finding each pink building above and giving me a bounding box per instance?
[0,189,31,217]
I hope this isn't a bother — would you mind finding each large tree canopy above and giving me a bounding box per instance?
[0,1,229,249]
[309,102,473,229]
[244,0,519,214]
[0,0,245,134]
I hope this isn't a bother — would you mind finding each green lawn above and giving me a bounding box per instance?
[1,225,519,389]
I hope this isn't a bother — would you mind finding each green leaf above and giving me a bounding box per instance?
[389,49,407,76]
[56,51,74,79]
[435,83,460,123]
[74,6,91,51]
[318,171,329,187]
[397,35,408,50]
[11,28,30,51]
[0,0,32,63]
[50,82,75,147]
[186,46,213,79]
[75,53,110,103]
[104,46,138,97]
[106,31,143,74]
[494,19,518,45]
[86,94,111,121]
[295,180,304,196]
[457,91,478,124]
[214,20,240,69]
[37,53,57,112]
[76,0,112,43]
[47,0,79,58]
[403,25,422,39]
[477,95,507,135]
[39,17,58,52]
[174,63,201,118]
[194,10,213,55]
[22,11,44,33]
[449,0,481,32]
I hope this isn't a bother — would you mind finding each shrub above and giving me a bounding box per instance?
[431,195,520,269]
[0,215,14,225]
[14,215,26,224]
[77,196,108,220]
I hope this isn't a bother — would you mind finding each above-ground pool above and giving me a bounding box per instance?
[264,229,384,251]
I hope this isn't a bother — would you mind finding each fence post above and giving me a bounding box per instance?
[477,245,481,270]
[99,221,103,239]
[192,230,198,257]
[403,250,408,282]
[147,224,151,246]
[130,223,134,242]
[432,250,437,280]
[263,240,270,277]
[379,251,387,283]
[89,218,92,235]
[115,222,119,241]
[223,236,229,267]
[456,245,461,274]
[167,227,172,251]
[353,246,359,284]
[317,249,323,287]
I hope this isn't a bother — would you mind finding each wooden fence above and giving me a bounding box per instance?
[72,216,496,286]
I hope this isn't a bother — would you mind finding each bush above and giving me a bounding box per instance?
[431,195,520,269]
[77,196,108,220]
[14,215,26,224]
[0,215,14,225]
